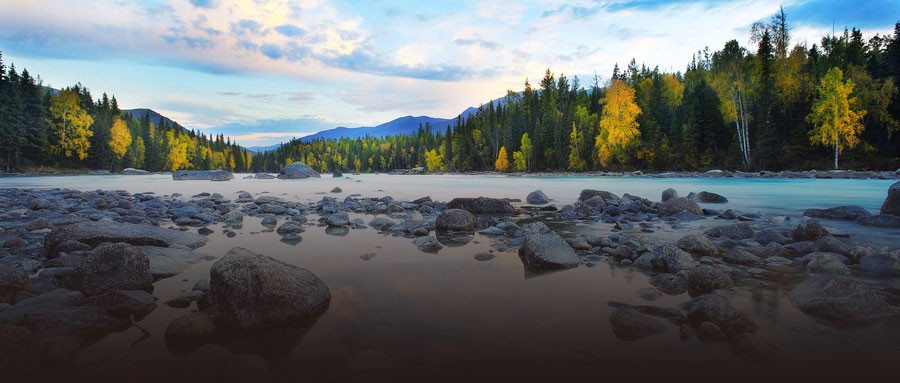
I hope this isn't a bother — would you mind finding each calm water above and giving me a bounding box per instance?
[3,174,899,380]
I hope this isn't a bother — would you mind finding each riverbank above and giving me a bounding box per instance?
[1,180,899,381]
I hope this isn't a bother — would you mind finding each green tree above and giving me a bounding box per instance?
[567,122,586,171]
[512,150,527,171]
[49,89,94,161]
[807,67,866,169]
[520,132,533,171]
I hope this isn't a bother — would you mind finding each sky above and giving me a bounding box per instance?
[0,0,897,147]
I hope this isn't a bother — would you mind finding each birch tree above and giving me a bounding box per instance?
[807,67,865,169]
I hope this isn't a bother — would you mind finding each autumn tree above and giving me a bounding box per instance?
[807,67,866,169]
[49,89,93,160]
[495,146,509,171]
[519,132,532,171]
[425,148,443,171]
[596,79,641,167]
[108,117,131,171]
[164,130,190,171]
[567,122,586,171]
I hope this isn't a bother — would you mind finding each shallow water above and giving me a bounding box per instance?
[3,174,899,380]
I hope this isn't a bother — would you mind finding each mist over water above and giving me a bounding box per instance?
[3,173,899,380]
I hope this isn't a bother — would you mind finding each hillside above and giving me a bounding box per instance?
[123,108,184,130]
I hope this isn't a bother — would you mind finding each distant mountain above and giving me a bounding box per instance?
[123,108,183,130]
[246,143,283,153]
[301,115,455,142]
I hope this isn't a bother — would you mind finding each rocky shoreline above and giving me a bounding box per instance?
[1,179,899,379]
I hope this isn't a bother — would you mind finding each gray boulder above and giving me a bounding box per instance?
[578,189,619,203]
[210,247,330,329]
[803,205,872,220]
[791,219,830,242]
[324,212,350,227]
[142,246,216,280]
[657,197,703,217]
[278,162,321,179]
[676,235,718,257]
[446,197,515,214]
[609,308,667,340]
[695,191,728,203]
[686,294,757,337]
[63,243,153,296]
[526,190,550,205]
[859,251,900,276]
[0,265,29,304]
[705,223,754,240]
[45,220,208,257]
[652,244,697,273]
[519,232,580,270]
[661,188,678,202]
[805,252,850,275]
[880,181,900,216]
[435,209,475,232]
[687,266,734,296]
[172,170,234,181]
[857,214,900,228]
[414,236,443,253]
[787,274,896,324]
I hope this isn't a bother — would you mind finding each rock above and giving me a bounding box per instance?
[649,274,687,295]
[63,243,153,296]
[676,235,718,257]
[636,287,662,301]
[519,232,580,270]
[276,221,305,236]
[705,223,754,240]
[653,244,696,273]
[880,180,900,216]
[525,190,550,205]
[787,274,896,324]
[752,229,790,246]
[414,236,443,253]
[172,170,234,181]
[698,321,726,340]
[83,290,156,317]
[332,171,343,178]
[330,187,342,193]
[143,247,216,280]
[210,248,330,329]
[804,252,851,275]
[473,252,495,262]
[686,294,757,337]
[731,333,778,364]
[0,289,84,325]
[165,312,217,340]
[120,168,150,175]
[813,236,850,256]
[859,251,900,276]
[657,197,703,217]
[791,219,830,242]
[661,188,678,202]
[803,205,872,220]
[696,191,729,203]
[857,214,900,228]
[446,197,515,214]
[578,190,619,203]
[723,250,762,266]
[223,209,243,224]
[26,217,52,231]
[278,162,321,179]
[687,266,734,297]
[45,220,208,257]
[24,306,121,338]
[254,173,276,179]
[609,308,667,340]
[435,209,475,232]
[324,212,350,227]
[566,236,591,251]
[0,265,29,304]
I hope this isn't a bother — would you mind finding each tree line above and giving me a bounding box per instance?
[0,56,253,173]
[256,13,900,173]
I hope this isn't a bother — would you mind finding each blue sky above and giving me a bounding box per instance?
[1,0,897,147]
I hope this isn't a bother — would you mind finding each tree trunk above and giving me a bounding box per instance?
[834,142,839,170]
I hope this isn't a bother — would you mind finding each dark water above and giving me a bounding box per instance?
[4,174,899,380]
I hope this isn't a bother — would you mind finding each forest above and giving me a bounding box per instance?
[2,10,899,174]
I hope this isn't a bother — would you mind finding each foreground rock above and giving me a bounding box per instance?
[803,205,872,221]
[609,308,667,340]
[45,221,208,257]
[685,294,757,337]
[519,232,580,270]
[526,190,550,205]
[446,197,515,214]
[142,247,216,279]
[0,265,29,304]
[695,191,728,203]
[278,162,321,179]
[657,197,703,217]
[786,274,896,324]
[435,209,475,232]
[859,251,900,276]
[210,247,330,329]
[172,170,234,181]
[63,243,153,296]
[881,181,900,216]
[687,266,734,296]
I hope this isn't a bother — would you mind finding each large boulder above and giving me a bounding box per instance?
[608,308,667,340]
[791,220,830,242]
[435,209,475,232]
[661,188,678,202]
[209,247,331,329]
[142,246,216,280]
[705,223,754,240]
[805,252,850,275]
[578,190,619,203]
[859,251,900,276]
[63,243,153,296]
[803,205,872,221]
[787,274,896,324]
[45,220,208,257]
[657,197,703,217]
[676,235,718,257]
[172,170,234,181]
[519,232,581,270]
[686,294,757,337]
[652,244,697,273]
[696,191,729,203]
[687,266,734,297]
[446,197,515,214]
[278,162,321,179]
[880,181,900,216]
[526,190,550,205]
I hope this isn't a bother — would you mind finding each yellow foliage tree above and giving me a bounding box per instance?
[599,79,641,148]
[49,89,94,160]
[495,146,509,171]
[512,151,526,171]
[164,131,190,171]
[807,67,866,170]
[108,117,131,170]
[660,74,685,112]
[567,122,586,171]
[425,149,444,171]
[520,133,532,171]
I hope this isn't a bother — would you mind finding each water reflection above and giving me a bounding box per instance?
[165,314,326,358]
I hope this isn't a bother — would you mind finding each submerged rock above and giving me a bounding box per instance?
[686,266,734,297]
[685,294,757,337]
[446,197,515,214]
[44,220,208,257]
[519,232,580,270]
[210,247,330,329]
[676,235,718,257]
[609,308,667,340]
[786,274,896,324]
[414,236,443,253]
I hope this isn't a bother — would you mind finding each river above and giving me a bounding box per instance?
[2,173,898,381]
